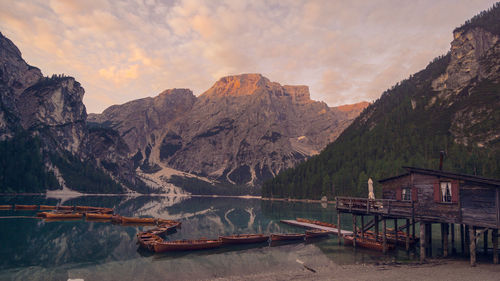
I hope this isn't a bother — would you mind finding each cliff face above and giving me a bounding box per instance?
[0,32,144,193]
[91,73,368,187]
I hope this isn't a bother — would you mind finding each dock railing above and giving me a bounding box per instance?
[336,196,414,218]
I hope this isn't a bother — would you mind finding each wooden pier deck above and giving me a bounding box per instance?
[280,220,353,235]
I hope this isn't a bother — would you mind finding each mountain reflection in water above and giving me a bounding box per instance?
[0,195,420,280]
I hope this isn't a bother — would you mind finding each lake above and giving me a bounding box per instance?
[0,195,450,280]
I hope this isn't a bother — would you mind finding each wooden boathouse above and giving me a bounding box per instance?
[336,166,500,266]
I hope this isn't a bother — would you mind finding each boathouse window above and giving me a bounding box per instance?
[440,182,452,203]
[401,187,411,201]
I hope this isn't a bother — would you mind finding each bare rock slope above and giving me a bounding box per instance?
[90,74,368,186]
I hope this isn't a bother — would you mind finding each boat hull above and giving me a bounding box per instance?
[0,205,12,210]
[44,212,83,219]
[14,205,38,210]
[120,216,156,224]
[343,235,395,251]
[86,213,113,219]
[219,234,269,244]
[270,233,305,241]
[305,230,332,239]
[153,240,222,252]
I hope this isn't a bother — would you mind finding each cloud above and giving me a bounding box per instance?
[0,0,497,112]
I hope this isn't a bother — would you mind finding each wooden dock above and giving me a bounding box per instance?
[280,220,353,235]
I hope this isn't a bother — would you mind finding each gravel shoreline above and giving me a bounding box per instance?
[207,259,500,281]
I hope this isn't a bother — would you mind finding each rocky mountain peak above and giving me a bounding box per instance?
[201,73,271,98]
[0,32,42,95]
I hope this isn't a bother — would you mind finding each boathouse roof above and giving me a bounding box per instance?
[378,166,500,187]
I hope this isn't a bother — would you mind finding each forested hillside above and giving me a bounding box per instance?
[262,4,500,199]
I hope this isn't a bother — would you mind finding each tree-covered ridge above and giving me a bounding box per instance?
[262,49,500,199]
[454,2,500,35]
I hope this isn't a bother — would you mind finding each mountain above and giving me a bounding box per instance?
[0,32,149,194]
[262,3,500,199]
[89,73,368,191]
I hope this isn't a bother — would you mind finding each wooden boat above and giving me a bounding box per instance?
[153,239,222,252]
[343,235,395,251]
[120,216,156,224]
[137,232,163,250]
[57,206,74,211]
[86,213,113,219]
[111,215,123,223]
[0,205,12,210]
[219,234,269,244]
[271,233,305,241]
[39,205,57,210]
[363,230,418,246]
[14,204,38,210]
[305,229,332,239]
[44,212,83,219]
[97,208,114,214]
[156,219,182,227]
[37,212,50,217]
[297,218,336,228]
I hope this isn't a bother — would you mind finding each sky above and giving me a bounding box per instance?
[0,0,497,113]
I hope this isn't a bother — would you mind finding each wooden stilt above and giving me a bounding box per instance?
[420,222,426,262]
[470,226,476,267]
[493,229,498,264]
[352,214,357,248]
[405,218,410,251]
[461,224,465,254]
[484,229,488,254]
[361,215,365,240]
[394,219,398,248]
[383,218,387,254]
[451,223,456,254]
[337,212,342,245]
[428,223,433,257]
[443,223,448,257]
[465,225,470,255]
[412,218,416,244]
[375,216,379,242]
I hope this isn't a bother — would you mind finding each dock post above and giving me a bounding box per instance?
[337,211,342,245]
[382,218,387,254]
[443,223,448,257]
[361,215,365,240]
[406,218,410,251]
[451,223,456,254]
[394,219,398,248]
[352,214,357,248]
[427,223,433,257]
[470,226,476,267]
[461,224,465,254]
[483,229,488,254]
[493,229,498,264]
[420,222,426,262]
[375,215,379,242]
[465,225,470,255]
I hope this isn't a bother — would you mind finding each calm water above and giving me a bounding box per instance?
[0,195,459,280]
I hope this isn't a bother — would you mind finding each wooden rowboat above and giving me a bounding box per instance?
[44,212,83,219]
[297,218,336,228]
[343,235,395,251]
[270,233,306,241]
[305,229,332,239]
[137,232,163,250]
[57,206,74,211]
[153,239,222,252]
[111,215,123,223]
[120,216,156,224]
[37,212,50,217]
[219,234,269,244]
[39,205,57,210]
[14,205,38,210]
[156,219,182,227]
[0,205,12,210]
[86,213,113,219]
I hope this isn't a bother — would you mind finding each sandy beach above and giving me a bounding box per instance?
[209,259,500,281]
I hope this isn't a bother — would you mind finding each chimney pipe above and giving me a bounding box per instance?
[439,151,445,171]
